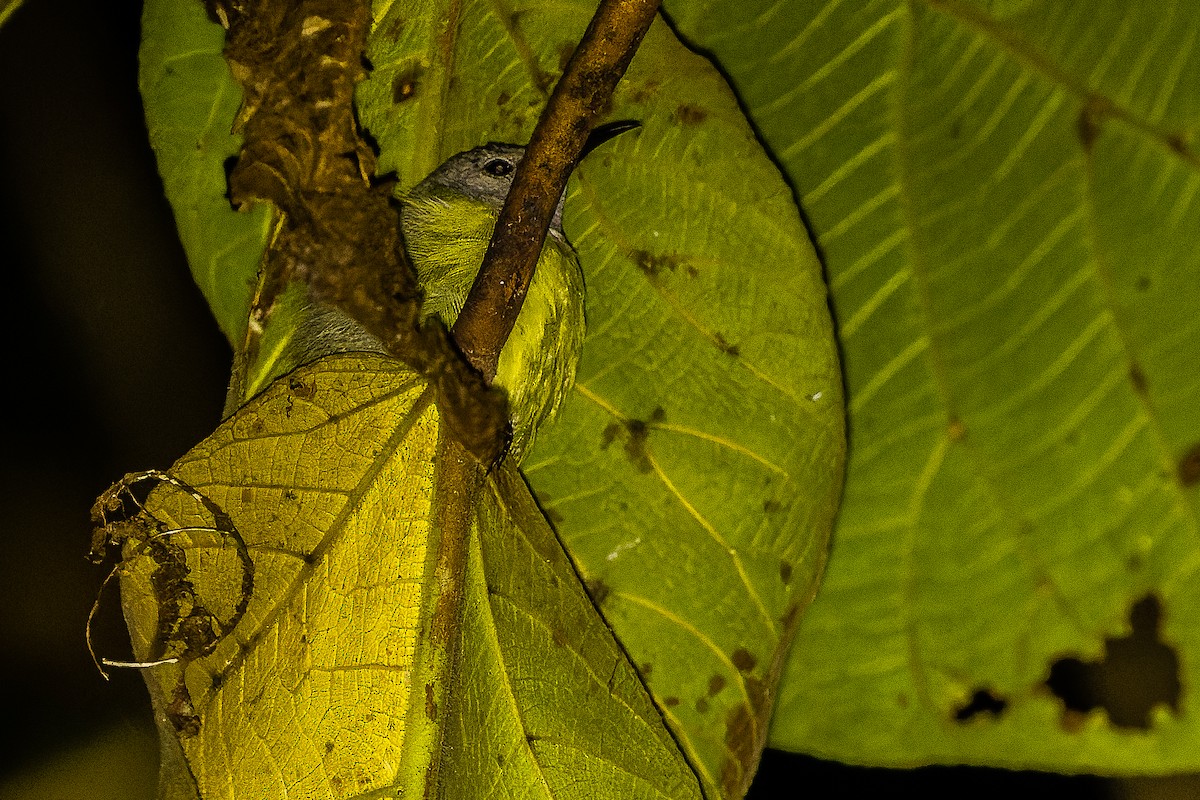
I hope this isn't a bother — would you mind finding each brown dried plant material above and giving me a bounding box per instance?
[217,0,508,464]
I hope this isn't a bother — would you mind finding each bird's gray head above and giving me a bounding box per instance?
[413,124,640,234]
[415,143,569,233]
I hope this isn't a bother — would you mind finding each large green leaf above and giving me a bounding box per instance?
[95,353,702,799]
[364,2,845,797]
[138,0,843,794]
[139,0,273,344]
[667,0,1200,772]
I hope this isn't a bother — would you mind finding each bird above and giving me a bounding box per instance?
[249,122,638,463]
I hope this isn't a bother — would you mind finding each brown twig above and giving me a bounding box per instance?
[451,0,660,382]
[221,0,509,464]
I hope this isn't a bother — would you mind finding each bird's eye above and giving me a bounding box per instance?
[483,158,514,177]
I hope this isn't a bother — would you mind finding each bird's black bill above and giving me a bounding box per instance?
[581,120,641,158]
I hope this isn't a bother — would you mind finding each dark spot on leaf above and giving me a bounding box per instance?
[1178,443,1200,486]
[425,682,437,721]
[558,42,574,72]
[384,14,407,39]
[663,696,681,707]
[897,693,909,709]
[1045,594,1180,729]
[732,648,757,673]
[324,740,335,754]
[695,697,710,713]
[641,662,653,677]
[628,79,661,105]
[496,752,505,766]
[650,406,666,423]
[1077,95,1110,150]
[714,333,740,357]
[601,422,621,449]
[673,103,707,125]
[391,65,422,104]
[1129,363,1148,394]
[686,265,700,278]
[526,733,541,744]
[1137,275,1152,292]
[544,506,564,526]
[954,688,1008,722]
[948,416,967,441]
[496,90,511,106]
[632,248,681,277]
[288,376,315,399]
[779,560,793,584]
[1166,133,1189,157]
[708,675,726,696]
[722,703,755,797]
[949,119,962,139]
[552,627,568,648]
[780,603,800,629]
[241,486,254,503]
[284,489,298,501]
[763,499,782,514]
[624,418,653,473]
[586,578,610,606]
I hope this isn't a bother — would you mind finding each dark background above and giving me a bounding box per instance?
[0,1,1164,797]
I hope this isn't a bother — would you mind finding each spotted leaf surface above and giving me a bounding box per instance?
[667,0,1200,771]
[105,353,702,799]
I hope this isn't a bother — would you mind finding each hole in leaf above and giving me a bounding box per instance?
[954,689,1007,722]
[1045,594,1180,729]
[358,123,381,160]
[222,155,239,204]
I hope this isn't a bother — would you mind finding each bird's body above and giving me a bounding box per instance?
[238,143,587,463]
[399,146,585,460]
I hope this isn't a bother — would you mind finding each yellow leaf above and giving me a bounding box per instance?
[93,354,700,799]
